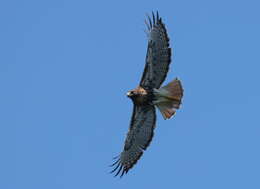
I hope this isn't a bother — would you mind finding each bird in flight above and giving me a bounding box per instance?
[111,11,183,177]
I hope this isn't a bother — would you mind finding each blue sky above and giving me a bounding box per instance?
[1,0,260,188]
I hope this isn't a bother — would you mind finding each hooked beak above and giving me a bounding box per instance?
[126,91,132,97]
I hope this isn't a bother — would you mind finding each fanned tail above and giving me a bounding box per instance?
[153,78,183,119]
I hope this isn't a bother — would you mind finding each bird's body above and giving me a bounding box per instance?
[111,12,184,177]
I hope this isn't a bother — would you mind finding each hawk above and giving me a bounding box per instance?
[111,12,183,177]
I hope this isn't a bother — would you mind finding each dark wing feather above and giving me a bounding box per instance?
[111,105,156,177]
[140,11,171,89]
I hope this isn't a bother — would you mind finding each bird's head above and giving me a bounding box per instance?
[126,87,147,98]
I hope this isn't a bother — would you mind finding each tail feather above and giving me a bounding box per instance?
[153,78,183,119]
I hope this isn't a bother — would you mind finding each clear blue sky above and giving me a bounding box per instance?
[1,0,259,188]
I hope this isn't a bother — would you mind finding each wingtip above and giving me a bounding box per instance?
[114,164,123,177]
[152,11,155,24]
[110,161,121,174]
[120,169,126,178]
[109,158,120,167]
[110,156,127,178]
[145,11,159,31]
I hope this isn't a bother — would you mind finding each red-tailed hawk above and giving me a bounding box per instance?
[111,12,183,177]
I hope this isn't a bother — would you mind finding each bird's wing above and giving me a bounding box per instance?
[111,105,156,177]
[140,11,171,89]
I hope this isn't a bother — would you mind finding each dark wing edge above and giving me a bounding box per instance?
[110,105,156,178]
[140,11,171,89]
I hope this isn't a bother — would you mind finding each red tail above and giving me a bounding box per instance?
[153,78,183,119]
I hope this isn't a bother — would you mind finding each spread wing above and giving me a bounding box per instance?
[110,105,156,177]
[140,11,171,89]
